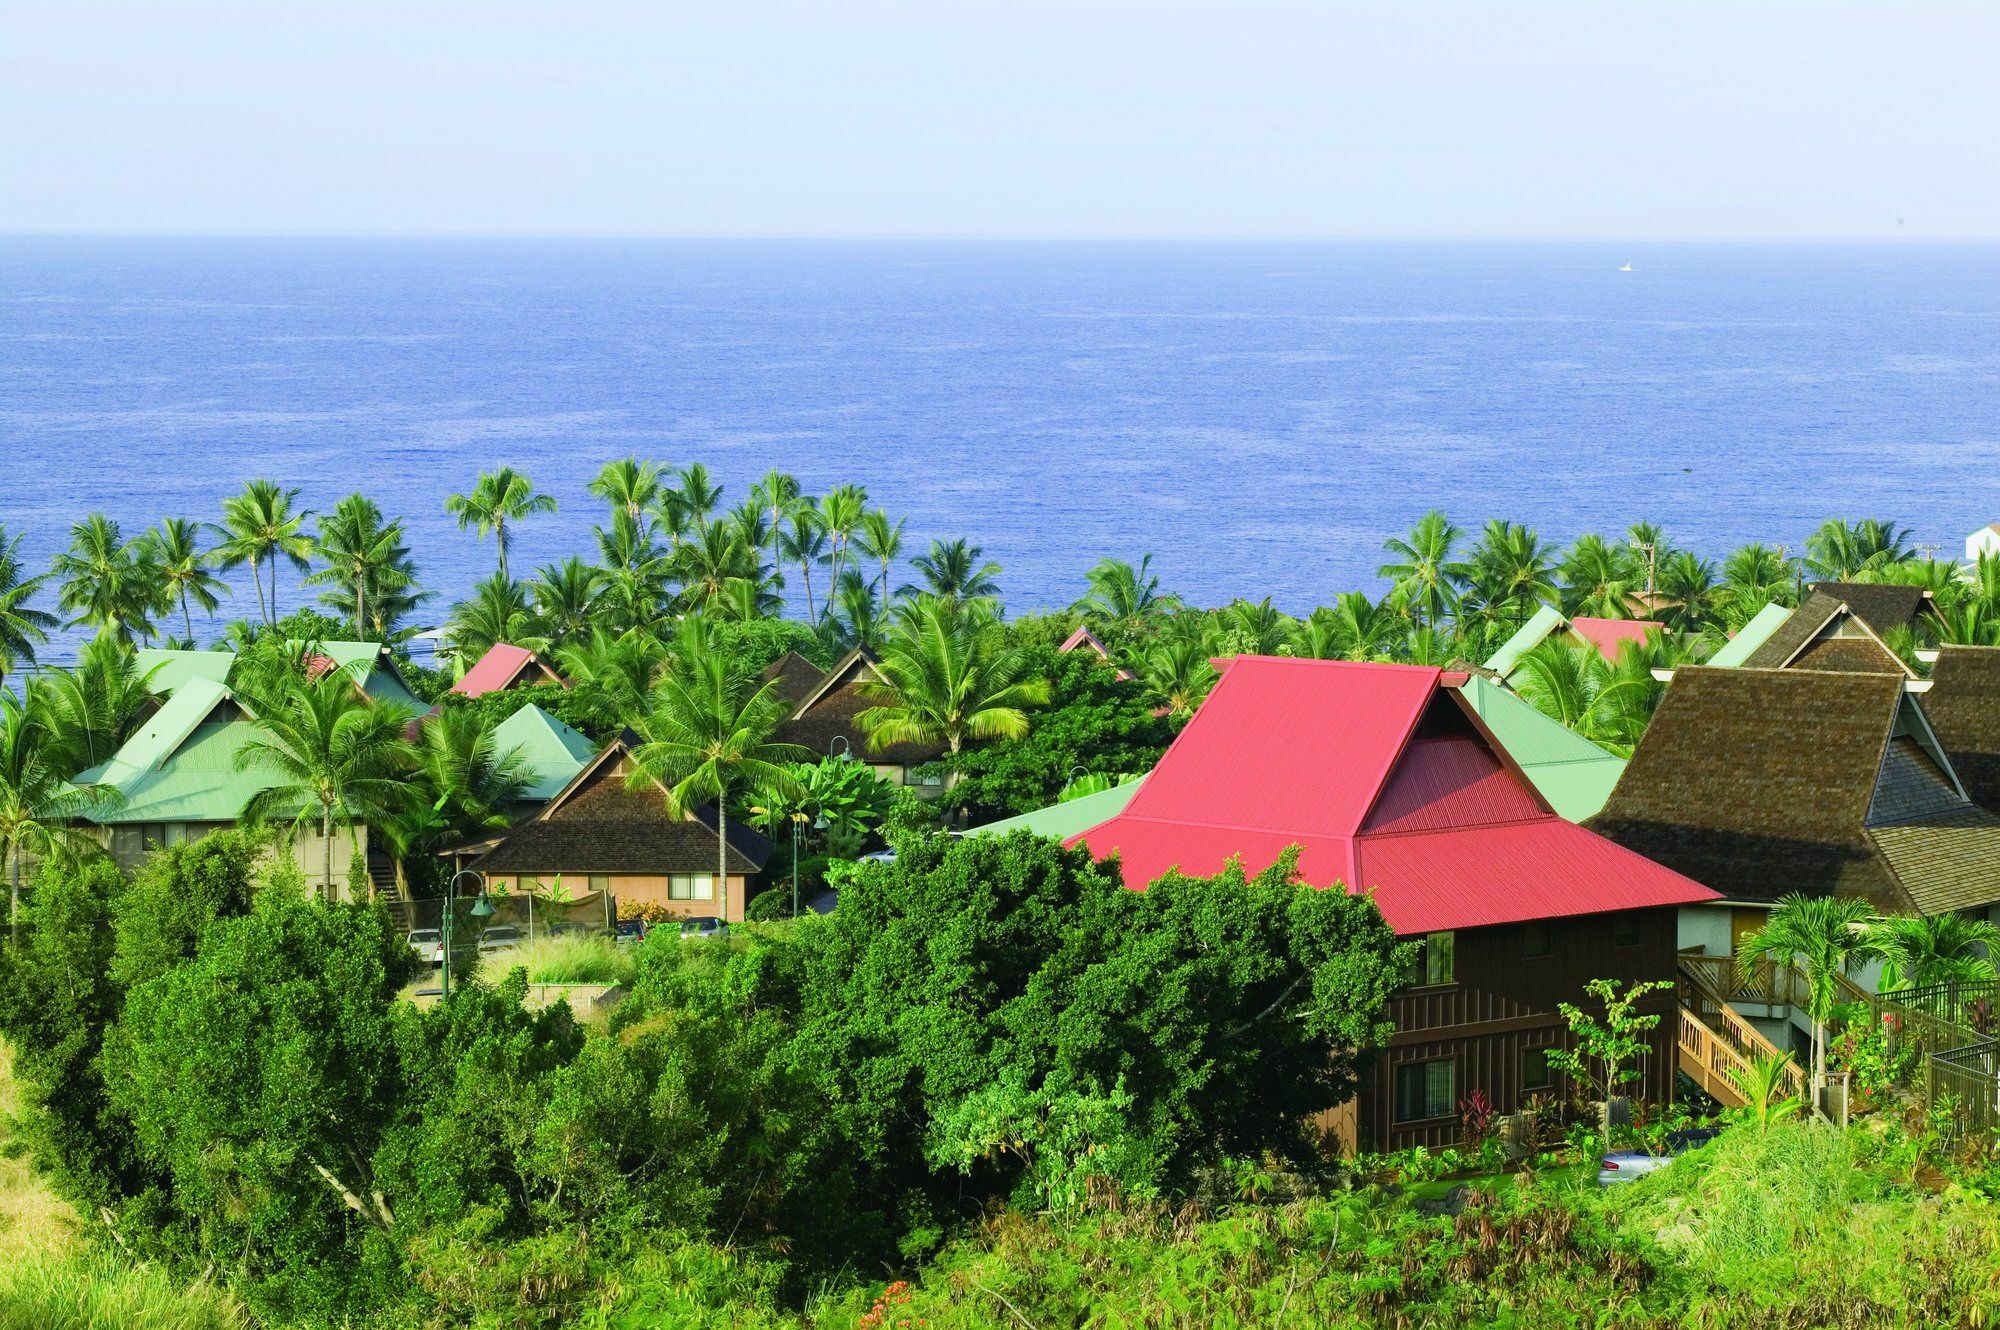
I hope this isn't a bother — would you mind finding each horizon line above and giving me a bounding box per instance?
[4,227,1998,245]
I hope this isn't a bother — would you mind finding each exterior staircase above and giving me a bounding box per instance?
[1675,953,1817,1107]
[367,847,414,930]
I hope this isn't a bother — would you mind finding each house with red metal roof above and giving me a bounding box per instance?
[1059,625,1135,681]
[449,643,568,698]
[1068,656,1716,1150]
[1482,605,1665,683]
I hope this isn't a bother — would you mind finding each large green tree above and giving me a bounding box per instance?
[858,596,1049,786]
[445,466,555,581]
[216,479,314,626]
[0,524,56,691]
[139,516,229,644]
[52,513,158,641]
[1739,894,1873,1102]
[1378,511,1468,630]
[308,493,423,638]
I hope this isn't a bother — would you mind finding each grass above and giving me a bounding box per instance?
[0,1253,246,1330]
[483,934,635,987]
[0,1041,76,1265]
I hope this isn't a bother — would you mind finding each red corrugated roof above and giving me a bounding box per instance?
[1069,656,1715,934]
[451,644,541,698]
[1569,617,1663,661]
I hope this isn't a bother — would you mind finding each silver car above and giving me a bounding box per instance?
[477,925,522,953]
[406,929,443,966]
[1597,1128,1721,1186]
[678,916,727,941]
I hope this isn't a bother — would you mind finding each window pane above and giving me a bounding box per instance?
[1524,920,1552,958]
[1426,931,1455,985]
[669,876,689,900]
[1614,914,1643,947]
[692,875,714,901]
[1395,1058,1455,1122]
[1425,1060,1455,1118]
[588,874,610,894]
[1521,1047,1552,1089]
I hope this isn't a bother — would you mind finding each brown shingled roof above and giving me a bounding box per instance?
[1587,666,2000,914]
[1740,589,1915,675]
[1921,646,2000,814]
[471,736,771,876]
[768,648,946,766]
[1809,582,1935,637]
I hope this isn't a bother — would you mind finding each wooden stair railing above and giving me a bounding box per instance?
[1677,957,1809,1106]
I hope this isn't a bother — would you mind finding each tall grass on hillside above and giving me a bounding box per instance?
[0,1041,76,1263]
[483,934,635,986]
[0,1254,245,1330]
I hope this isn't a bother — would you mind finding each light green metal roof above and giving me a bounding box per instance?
[1450,673,1626,822]
[1705,601,1794,669]
[1481,604,1566,679]
[135,649,235,696]
[966,776,1147,842]
[492,704,597,801]
[76,677,295,823]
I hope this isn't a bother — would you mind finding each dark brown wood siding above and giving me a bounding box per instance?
[1355,906,1681,1151]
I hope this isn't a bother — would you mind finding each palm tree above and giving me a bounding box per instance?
[589,457,664,539]
[1467,520,1558,630]
[854,511,907,602]
[1140,635,1218,720]
[907,538,1002,605]
[555,627,666,725]
[1296,592,1402,662]
[671,524,762,614]
[775,508,829,622]
[215,479,314,626]
[828,570,885,652]
[628,635,805,922]
[1863,913,2000,993]
[445,575,539,669]
[1072,554,1177,631]
[139,517,229,644]
[52,514,158,642]
[1625,522,1671,596]
[445,467,556,581]
[856,597,1049,787]
[528,557,603,651]
[413,707,533,832]
[1509,640,1662,756]
[306,495,420,638]
[594,510,670,633]
[1804,518,1915,582]
[1738,893,1874,1102]
[1209,598,1294,658]
[750,470,803,539]
[1558,535,1642,620]
[29,635,156,774]
[1720,542,1799,628]
[1655,551,1722,634]
[1725,1052,1804,1134]
[724,501,772,555]
[1378,512,1469,630]
[0,526,56,692]
[814,484,870,619]
[234,664,415,898]
[663,463,724,540]
[0,693,119,929]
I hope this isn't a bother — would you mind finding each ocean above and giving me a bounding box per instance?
[4,236,1998,655]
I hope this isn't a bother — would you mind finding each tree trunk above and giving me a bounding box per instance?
[799,563,816,623]
[250,556,269,627]
[180,590,194,643]
[322,803,335,901]
[717,798,730,923]
[7,838,19,939]
[355,575,365,639]
[497,518,509,581]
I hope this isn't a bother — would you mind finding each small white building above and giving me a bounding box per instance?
[1967,524,2000,565]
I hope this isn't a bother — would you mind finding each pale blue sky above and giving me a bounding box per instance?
[3,1,1995,238]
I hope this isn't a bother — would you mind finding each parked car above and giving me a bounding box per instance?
[678,917,727,942]
[406,929,443,966]
[614,919,647,945]
[477,925,523,953]
[1597,1128,1722,1186]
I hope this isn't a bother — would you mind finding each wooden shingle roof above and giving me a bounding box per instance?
[764,648,946,766]
[1740,590,1914,676]
[1920,646,2000,814]
[1589,666,2000,915]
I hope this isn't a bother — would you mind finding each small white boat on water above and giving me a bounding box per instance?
[1619,263,1634,272]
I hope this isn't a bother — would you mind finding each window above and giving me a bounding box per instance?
[1394,1059,1456,1122]
[1407,931,1456,987]
[914,766,945,788]
[1521,1047,1554,1090]
[668,874,715,901]
[1613,913,1644,948]
[1523,920,1554,959]
[587,874,610,895]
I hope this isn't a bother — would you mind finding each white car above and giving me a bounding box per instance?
[477,925,522,953]
[406,929,444,966]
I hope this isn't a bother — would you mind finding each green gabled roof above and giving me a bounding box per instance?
[1450,673,1626,822]
[492,704,597,801]
[82,676,236,783]
[135,649,235,696]
[966,777,1147,842]
[1706,601,1797,669]
[1481,604,1566,679]
[77,676,294,824]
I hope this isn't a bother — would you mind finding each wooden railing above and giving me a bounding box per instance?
[1678,1007,1806,1106]
[1676,955,1809,1108]
[1677,951,1870,1014]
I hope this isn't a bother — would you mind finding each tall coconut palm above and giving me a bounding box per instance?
[671,524,762,614]
[594,510,670,633]
[1209,598,1295,658]
[1509,640,1661,756]
[0,693,119,929]
[139,517,229,645]
[1625,522,1671,596]
[306,495,421,638]
[1467,520,1558,630]
[0,526,56,693]
[1738,893,1874,1102]
[235,664,415,899]
[854,511,907,603]
[1558,535,1642,620]
[907,538,1002,605]
[724,501,772,556]
[1072,554,1177,632]
[215,479,314,626]
[1378,511,1469,630]
[588,457,664,539]
[827,570,885,652]
[1139,635,1218,721]
[445,467,556,581]
[628,634,805,922]
[814,484,870,619]
[1863,913,2000,993]
[856,597,1048,790]
[52,514,158,642]
[775,508,829,622]
[1297,592,1402,662]
[1655,550,1722,634]
[1720,542,1798,628]
[1804,518,1915,582]
[750,470,803,541]
[30,635,156,774]
[445,575,540,669]
[528,556,603,651]
[377,707,535,897]
[555,627,666,725]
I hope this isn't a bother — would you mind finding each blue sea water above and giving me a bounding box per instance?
[3,236,1998,654]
